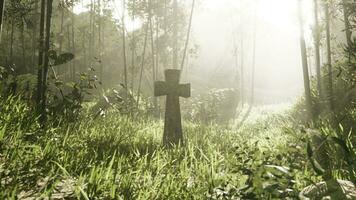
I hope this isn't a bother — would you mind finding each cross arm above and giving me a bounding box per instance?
[154,81,169,97]
[178,83,191,98]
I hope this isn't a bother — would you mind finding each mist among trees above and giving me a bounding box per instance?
[0,0,356,199]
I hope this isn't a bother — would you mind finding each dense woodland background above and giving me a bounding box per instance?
[0,0,356,199]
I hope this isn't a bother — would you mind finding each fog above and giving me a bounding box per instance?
[75,0,316,104]
[184,0,315,104]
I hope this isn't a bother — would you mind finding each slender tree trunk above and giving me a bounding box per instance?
[236,2,257,128]
[130,0,136,89]
[313,0,322,96]
[342,0,352,48]
[163,0,168,70]
[155,14,160,116]
[325,1,333,110]
[0,0,6,41]
[172,0,178,69]
[180,0,195,72]
[298,0,313,120]
[59,2,64,53]
[149,4,157,114]
[71,6,76,79]
[102,17,106,85]
[250,4,257,106]
[98,0,102,81]
[92,0,95,59]
[82,31,86,71]
[58,1,64,76]
[67,25,72,79]
[122,0,128,89]
[233,38,239,91]
[89,0,93,65]
[21,21,26,71]
[9,18,14,64]
[36,0,46,110]
[31,0,39,73]
[137,20,149,107]
[155,16,159,79]
[240,27,244,105]
[40,0,54,122]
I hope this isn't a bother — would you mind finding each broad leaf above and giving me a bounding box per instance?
[53,53,75,66]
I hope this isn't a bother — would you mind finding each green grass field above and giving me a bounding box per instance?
[0,98,333,199]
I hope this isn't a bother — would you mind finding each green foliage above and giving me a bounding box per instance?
[307,127,356,182]
[46,67,100,122]
[0,98,317,199]
[183,88,239,124]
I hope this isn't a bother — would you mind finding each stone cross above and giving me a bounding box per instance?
[154,69,191,146]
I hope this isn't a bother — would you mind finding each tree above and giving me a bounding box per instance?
[172,0,178,69]
[122,0,128,89]
[298,0,313,120]
[324,0,333,110]
[149,0,157,114]
[137,18,149,107]
[37,0,54,122]
[236,1,257,128]
[130,0,136,89]
[36,0,46,115]
[98,0,102,81]
[31,0,39,73]
[180,0,195,72]
[342,0,352,48]
[313,0,322,96]
[0,0,5,40]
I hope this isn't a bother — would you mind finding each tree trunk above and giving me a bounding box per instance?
[325,1,333,110]
[71,6,76,79]
[137,20,149,107]
[342,0,352,48]
[82,31,86,71]
[40,0,54,122]
[88,0,93,65]
[163,0,168,70]
[122,0,128,89]
[180,0,195,72]
[0,0,6,41]
[98,0,102,81]
[21,20,26,72]
[59,1,64,53]
[155,16,159,79]
[9,17,14,64]
[31,0,39,73]
[92,0,95,60]
[58,1,64,77]
[298,0,313,120]
[172,0,178,69]
[240,28,244,105]
[250,7,257,106]
[149,3,157,115]
[313,0,322,97]
[130,0,136,89]
[67,25,72,79]
[236,2,257,128]
[36,0,46,112]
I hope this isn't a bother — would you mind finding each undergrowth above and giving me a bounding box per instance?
[0,97,339,199]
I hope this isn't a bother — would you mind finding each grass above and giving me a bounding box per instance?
[0,97,323,199]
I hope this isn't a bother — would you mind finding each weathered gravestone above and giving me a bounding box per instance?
[154,69,190,146]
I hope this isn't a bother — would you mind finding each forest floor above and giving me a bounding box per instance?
[1,99,318,199]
